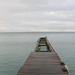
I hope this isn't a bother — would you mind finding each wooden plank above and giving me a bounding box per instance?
[38,44,47,46]
[30,52,57,54]
[23,63,62,66]
[23,62,61,66]
[25,60,61,63]
[23,63,64,66]
[18,67,68,74]
[17,73,69,75]
[23,63,60,66]
[25,61,61,64]
[28,55,60,59]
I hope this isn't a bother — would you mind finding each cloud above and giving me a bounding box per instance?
[0,0,75,32]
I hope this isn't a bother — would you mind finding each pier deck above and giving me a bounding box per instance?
[17,37,69,75]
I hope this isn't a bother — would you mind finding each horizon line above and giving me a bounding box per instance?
[0,31,75,33]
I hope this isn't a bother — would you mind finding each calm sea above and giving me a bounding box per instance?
[0,32,75,75]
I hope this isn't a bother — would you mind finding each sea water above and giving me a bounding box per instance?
[0,32,75,75]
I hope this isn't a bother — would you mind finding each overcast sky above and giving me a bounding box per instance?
[0,0,75,32]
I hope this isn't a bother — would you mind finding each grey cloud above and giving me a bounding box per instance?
[7,0,75,13]
[0,0,75,32]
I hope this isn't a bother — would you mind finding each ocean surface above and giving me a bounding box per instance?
[0,32,75,75]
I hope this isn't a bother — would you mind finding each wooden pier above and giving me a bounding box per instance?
[17,37,70,75]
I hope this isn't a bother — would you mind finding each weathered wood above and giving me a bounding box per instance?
[17,73,69,75]
[17,52,69,75]
[34,38,40,52]
[17,37,69,75]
